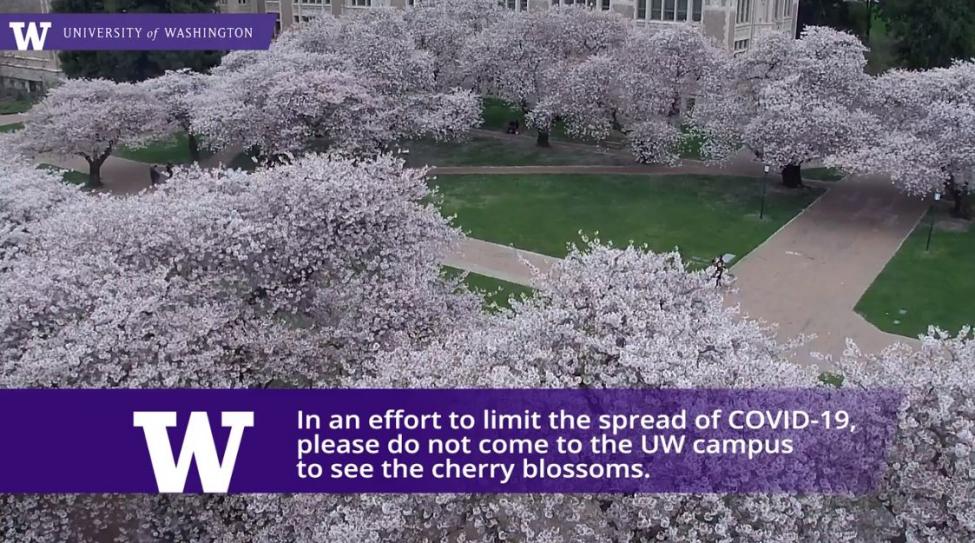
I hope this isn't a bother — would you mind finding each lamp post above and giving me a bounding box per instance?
[926,192,941,251]
[760,165,770,219]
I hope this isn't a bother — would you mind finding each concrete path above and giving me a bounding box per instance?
[727,174,927,366]
[444,238,557,286]
[39,153,153,194]
[0,113,27,126]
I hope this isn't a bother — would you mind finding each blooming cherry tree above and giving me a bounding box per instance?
[547,26,724,164]
[404,0,507,88]
[16,78,168,187]
[461,6,628,146]
[838,331,975,541]
[141,68,210,162]
[828,62,975,218]
[191,13,480,163]
[692,27,874,187]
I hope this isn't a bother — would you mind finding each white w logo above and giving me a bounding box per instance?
[133,411,254,493]
[8,22,52,51]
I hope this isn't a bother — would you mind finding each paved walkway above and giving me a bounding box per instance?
[444,238,557,286]
[0,113,27,126]
[727,174,927,366]
[40,153,153,194]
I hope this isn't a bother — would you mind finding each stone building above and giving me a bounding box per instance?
[0,0,61,96]
[220,0,799,52]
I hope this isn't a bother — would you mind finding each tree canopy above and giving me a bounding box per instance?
[879,0,975,69]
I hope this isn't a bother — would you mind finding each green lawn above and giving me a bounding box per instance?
[405,137,635,168]
[867,15,898,75]
[481,97,524,131]
[432,174,823,267]
[803,167,845,182]
[0,98,31,115]
[117,133,203,164]
[38,163,88,186]
[443,266,534,309]
[856,209,974,337]
[0,122,23,133]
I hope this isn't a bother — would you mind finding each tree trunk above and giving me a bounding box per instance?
[781,164,803,188]
[946,177,973,220]
[536,130,550,148]
[87,157,104,188]
[187,132,201,163]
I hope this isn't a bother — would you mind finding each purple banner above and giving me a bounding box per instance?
[0,14,275,51]
[0,389,900,494]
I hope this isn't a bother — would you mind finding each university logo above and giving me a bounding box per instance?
[8,21,51,51]
[133,411,254,493]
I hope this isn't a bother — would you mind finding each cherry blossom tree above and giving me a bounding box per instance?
[692,27,875,187]
[141,68,210,162]
[838,331,975,541]
[461,6,628,147]
[544,26,725,164]
[828,62,975,218]
[15,78,168,187]
[0,140,82,264]
[190,12,480,163]
[404,0,507,88]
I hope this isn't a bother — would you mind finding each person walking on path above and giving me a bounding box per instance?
[149,164,161,186]
[711,255,727,287]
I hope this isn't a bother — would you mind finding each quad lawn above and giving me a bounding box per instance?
[117,133,206,165]
[443,266,534,309]
[856,208,975,337]
[432,173,823,268]
[803,167,845,182]
[0,122,23,133]
[0,98,31,115]
[405,136,635,168]
[37,163,88,186]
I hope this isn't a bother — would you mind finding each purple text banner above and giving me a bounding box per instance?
[0,389,901,494]
[0,14,275,51]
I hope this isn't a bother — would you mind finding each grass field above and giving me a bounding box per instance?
[405,137,634,168]
[0,98,31,115]
[432,173,822,267]
[444,267,534,309]
[37,163,88,186]
[117,133,205,165]
[0,122,22,133]
[856,208,974,337]
[803,167,845,182]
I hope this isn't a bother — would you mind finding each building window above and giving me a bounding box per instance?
[648,0,661,19]
[505,0,527,10]
[692,0,702,21]
[637,0,646,19]
[676,0,687,20]
[736,0,750,23]
[733,39,749,52]
[663,0,675,20]
[555,0,597,6]
[601,0,610,10]
[347,0,370,6]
